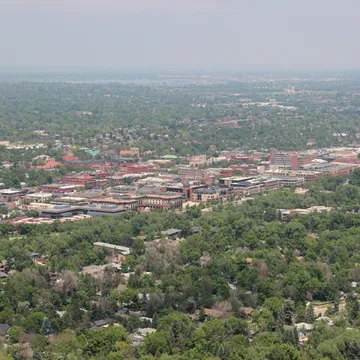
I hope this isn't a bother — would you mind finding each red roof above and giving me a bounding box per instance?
[45,161,62,168]
[34,161,63,169]
[63,155,79,162]
[120,150,133,156]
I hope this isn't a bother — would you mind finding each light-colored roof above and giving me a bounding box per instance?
[161,229,181,236]
[26,193,53,198]
[147,194,182,199]
[94,242,131,255]
[0,189,22,194]
[138,328,156,336]
[56,196,88,202]
[295,323,314,331]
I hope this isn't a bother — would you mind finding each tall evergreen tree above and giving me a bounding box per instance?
[305,304,315,324]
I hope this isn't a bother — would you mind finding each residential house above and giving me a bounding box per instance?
[161,229,182,240]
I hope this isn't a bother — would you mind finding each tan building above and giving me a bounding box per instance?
[265,169,320,182]
[24,193,53,203]
[188,155,207,167]
[140,194,183,210]
[52,196,88,205]
[191,188,222,202]
[281,206,333,217]
[90,197,139,211]
[177,167,205,178]
[27,202,55,210]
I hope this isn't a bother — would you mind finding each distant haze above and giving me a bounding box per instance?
[1,0,359,70]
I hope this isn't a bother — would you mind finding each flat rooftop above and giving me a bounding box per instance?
[94,242,131,255]
[41,205,127,215]
[220,176,256,182]
[146,194,182,199]
[91,197,138,204]
[55,196,88,202]
[26,192,53,197]
[0,189,23,195]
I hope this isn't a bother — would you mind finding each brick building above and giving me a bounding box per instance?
[164,183,208,201]
[177,167,205,178]
[124,165,151,174]
[0,189,26,202]
[265,169,320,182]
[61,173,97,187]
[39,184,77,193]
[270,151,315,170]
[24,193,53,203]
[191,188,230,202]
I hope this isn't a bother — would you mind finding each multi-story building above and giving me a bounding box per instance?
[298,153,316,167]
[60,173,97,187]
[39,204,127,218]
[270,151,299,169]
[110,185,137,195]
[220,168,235,177]
[177,167,205,178]
[90,197,139,211]
[191,188,230,202]
[265,169,320,182]
[123,165,151,174]
[164,183,208,201]
[27,202,55,210]
[219,177,280,196]
[188,155,207,167]
[230,165,260,175]
[52,197,89,205]
[266,163,355,182]
[301,163,355,177]
[0,189,27,202]
[270,151,315,170]
[24,193,53,203]
[140,194,183,210]
[271,176,305,187]
[38,184,77,193]
[219,176,255,186]
[262,178,281,191]
[92,171,113,179]
[63,159,108,168]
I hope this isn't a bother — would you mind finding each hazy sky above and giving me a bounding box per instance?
[0,0,359,70]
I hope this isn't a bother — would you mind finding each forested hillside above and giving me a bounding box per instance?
[2,173,360,358]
